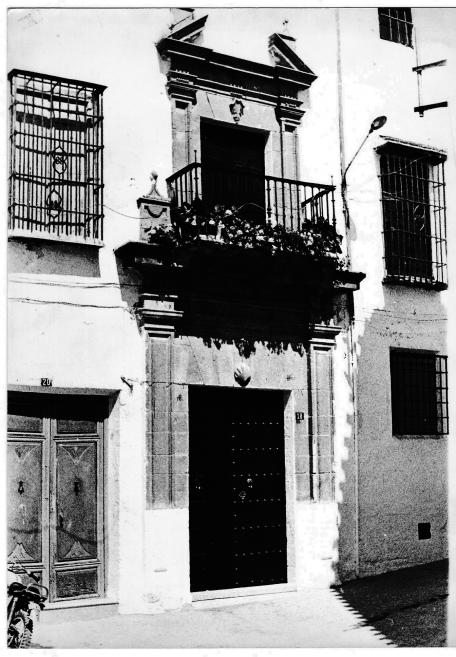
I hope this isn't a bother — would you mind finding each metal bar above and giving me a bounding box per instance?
[414,101,448,115]
[266,177,271,220]
[8,76,15,230]
[274,178,278,226]
[330,184,336,227]
[412,59,447,73]
[9,68,107,92]
[441,163,447,284]
[288,181,293,230]
[194,163,200,200]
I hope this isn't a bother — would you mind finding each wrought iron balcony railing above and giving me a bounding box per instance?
[166,163,336,233]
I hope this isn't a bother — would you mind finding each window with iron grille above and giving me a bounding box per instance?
[378,143,447,289]
[8,69,106,243]
[378,8,413,47]
[390,350,448,436]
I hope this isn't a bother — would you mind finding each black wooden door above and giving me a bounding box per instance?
[189,387,287,592]
[200,122,266,221]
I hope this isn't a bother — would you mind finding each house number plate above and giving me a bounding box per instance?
[41,378,53,387]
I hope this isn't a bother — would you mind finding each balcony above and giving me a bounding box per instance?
[166,162,336,236]
[118,163,364,338]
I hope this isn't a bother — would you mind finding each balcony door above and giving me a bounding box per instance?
[7,393,106,602]
[201,121,266,221]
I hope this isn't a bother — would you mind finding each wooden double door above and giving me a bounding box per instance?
[7,393,106,602]
[189,387,287,592]
[200,121,266,222]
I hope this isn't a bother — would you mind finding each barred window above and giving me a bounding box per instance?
[378,8,413,47]
[8,69,106,243]
[378,142,447,289]
[390,350,448,436]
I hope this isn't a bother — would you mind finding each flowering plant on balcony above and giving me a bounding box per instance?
[148,202,344,267]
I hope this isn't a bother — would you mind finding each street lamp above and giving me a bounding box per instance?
[341,115,387,229]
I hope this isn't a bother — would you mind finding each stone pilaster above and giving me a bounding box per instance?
[141,294,185,509]
[307,325,340,502]
[294,325,340,503]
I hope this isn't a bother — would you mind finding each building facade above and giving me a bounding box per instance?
[7,7,452,615]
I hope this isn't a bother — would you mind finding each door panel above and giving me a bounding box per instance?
[55,441,98,561]
[7,393,106,602]
[55,567,99,599]
[189,387,287,592]
[7,440,44,563]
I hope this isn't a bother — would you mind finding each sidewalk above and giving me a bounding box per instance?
[32,560,448,649]
[33,589,393,649]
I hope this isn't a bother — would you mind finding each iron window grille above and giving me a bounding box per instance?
[8,69,106,243]
[390,350,448,436]
[378,8,413,47]
[378,143,447,289]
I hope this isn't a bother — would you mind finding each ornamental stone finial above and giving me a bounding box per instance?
[146,170,162,199]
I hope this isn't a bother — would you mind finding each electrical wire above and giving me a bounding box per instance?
[8,294,447,322]
[8,296,132,310]
[103,203,141,220]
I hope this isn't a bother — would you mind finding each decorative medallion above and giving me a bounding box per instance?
[45,189,62,219]
[60,444,90,465]
[229,98,245,124]
[63,540,92,560]
[234,362,251,387]
[51,146,68,175]
[8,542,35,563]
[14,444,37,461]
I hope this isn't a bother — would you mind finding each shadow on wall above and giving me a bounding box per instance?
[333,278,448,645]
[355,285,447,575]
[8,238,101,277]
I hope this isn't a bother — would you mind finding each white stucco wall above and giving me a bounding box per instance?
[337,8,452,576]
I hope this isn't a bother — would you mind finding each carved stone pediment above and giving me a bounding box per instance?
[169,14,208,44]
[268,33,315,76]
[157,31,317,120]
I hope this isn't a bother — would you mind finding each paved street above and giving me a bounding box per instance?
[336,559,448,647]
[32,560,448,649]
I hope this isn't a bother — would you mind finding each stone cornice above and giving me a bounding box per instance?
[376,135,447,163]
[157,36,317,112]
[139,293,184,338]
[308,324,342,347]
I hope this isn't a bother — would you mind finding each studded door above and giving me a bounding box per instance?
[189,387,287,592]
[7,393,106,602]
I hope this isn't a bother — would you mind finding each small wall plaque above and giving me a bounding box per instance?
[295,411,305,423]
[41,378,53,387]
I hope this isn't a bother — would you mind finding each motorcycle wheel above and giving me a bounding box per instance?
[19,624,33,649]
[7,615,33,649]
